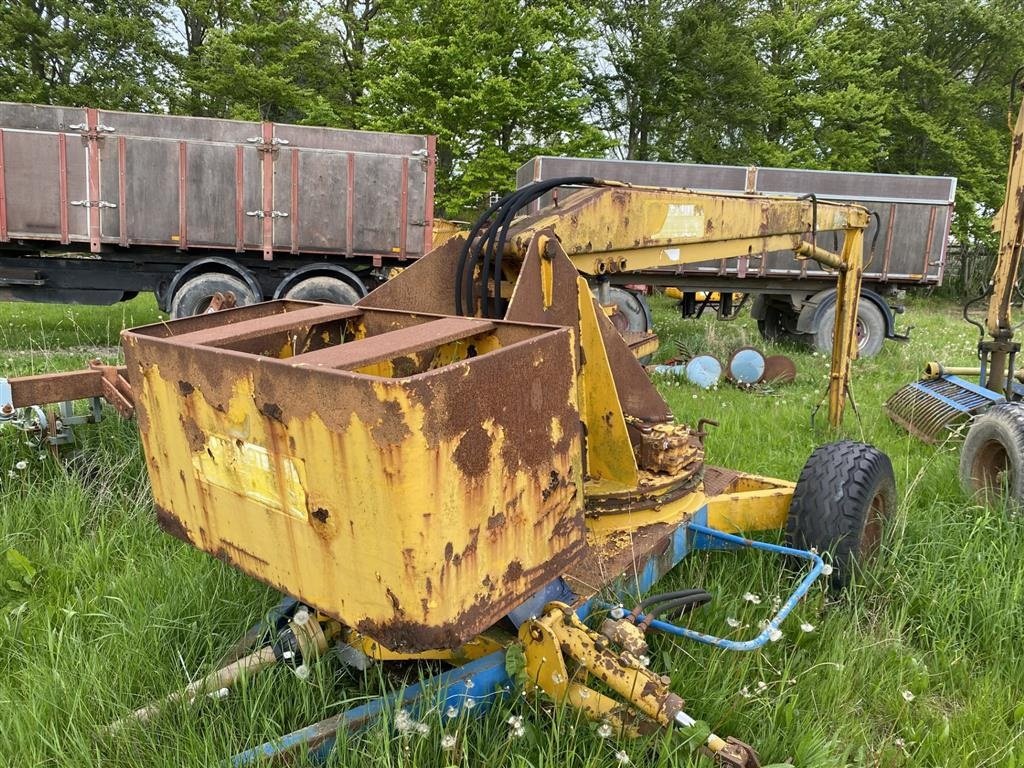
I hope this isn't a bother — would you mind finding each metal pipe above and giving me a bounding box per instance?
[794,240,848,272]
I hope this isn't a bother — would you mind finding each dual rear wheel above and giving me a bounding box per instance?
[169,273,361,319]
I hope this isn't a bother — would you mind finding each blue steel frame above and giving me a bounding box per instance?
[231,506,825,765]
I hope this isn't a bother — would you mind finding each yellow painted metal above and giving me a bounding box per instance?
[124,306,587,653]
[341,627,507,664]
[585,479,707,536]
[576,276,639,491]
[706,484,795,533]
[828,228,864,427]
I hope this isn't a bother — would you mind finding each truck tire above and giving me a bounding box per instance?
[785,440,896,591]
[597,287,654,364]
[812,298,885,358]
[959,402,1024,509]
[170,273,260,318]
[756,305,799,344]
[283,275,361,305]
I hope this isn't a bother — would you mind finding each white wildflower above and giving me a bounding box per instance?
[395,710,418,734]
[820,563,833,576]
[742,592,762,605]
[507,714,525,738]
[755,681,768,693]
[7,470,15,478]
[902,690,915,702]
[463,697,476,710]
[726,617,742,628]
[14,460,27,470]
[739,686,751,698]
[768,627,783,642]
[800,622,815,633]
[445,706,459,719]
[597,723,613,738]
[614,749,630,764]
[441,733,457,750]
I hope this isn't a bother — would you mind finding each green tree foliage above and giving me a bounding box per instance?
[0,0,174,110]
[360,0,611,214]
[176,0,361,125]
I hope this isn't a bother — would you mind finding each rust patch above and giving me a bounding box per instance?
[260,401,284,423]
[177,380,195,396]
[155,504,193,543]
[385,587,402,614]
[311,507,330,523]
[181,415,205,453]
[503,559,523,583]
[486,511,506,531]
[452,423,491,478]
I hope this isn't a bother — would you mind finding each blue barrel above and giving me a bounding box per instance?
[685,355,722,389]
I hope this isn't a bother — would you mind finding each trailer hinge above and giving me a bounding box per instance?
[70,199,117,208]
[70,200,117,209]
[68,122,115,137]
[247,137,290,152]
[246,210,289,219]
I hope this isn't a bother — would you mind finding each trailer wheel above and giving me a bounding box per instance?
[170,273,259,318]
[785,440,895,591]
[812,299,885,358]
[283,275,361,305]
[597,287,654,364]
[959,402,1024,509]
[756,305,799,343]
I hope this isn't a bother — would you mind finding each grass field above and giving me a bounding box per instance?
[1,293,1023,767]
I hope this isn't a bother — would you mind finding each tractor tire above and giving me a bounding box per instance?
[959,402,1024,509]
[812,298,886,359]
[283,275,361,305]
[785,440,896,591]
[170,272,259,319]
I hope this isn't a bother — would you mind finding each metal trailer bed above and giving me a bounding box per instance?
[0,102,435,307]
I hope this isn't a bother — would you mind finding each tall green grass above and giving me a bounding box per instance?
[1,294,1022,767]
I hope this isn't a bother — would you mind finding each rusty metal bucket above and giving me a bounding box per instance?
[123,300,587,652]
[884,374,1004,444]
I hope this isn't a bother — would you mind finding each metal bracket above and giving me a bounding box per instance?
[68,122,115,136]
[70,200,117,208]
[246,137,290,152]
[246,210,289,219]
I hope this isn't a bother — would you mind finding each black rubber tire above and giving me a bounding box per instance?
[785,440,896,591]
[756,305,800,344]
[170,272,259,319]
[596,287,654,364]
[812,298,886,358]
[959,402,1024,509]
[283,275,361,304]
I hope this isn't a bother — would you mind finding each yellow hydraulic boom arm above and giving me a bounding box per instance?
[983,82,1024,394]
[460,180,871,426]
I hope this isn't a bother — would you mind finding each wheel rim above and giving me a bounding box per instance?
[860,490,886,557]
[855,317,869,351]
[970,438,1012,496]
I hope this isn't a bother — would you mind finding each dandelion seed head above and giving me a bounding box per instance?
[597,723,613,738]
[445,706,458,719]
[821,563,833,576]
[742,592,762,604]
[614,749,630,764]
[441,734,457,749]
[726,617,741,628]
[14,460,27,471]
[768,627,783,642]
[902,690,915,702]
[800,622,815,633]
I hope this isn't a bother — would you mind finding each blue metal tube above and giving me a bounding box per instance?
[639,523,824,652]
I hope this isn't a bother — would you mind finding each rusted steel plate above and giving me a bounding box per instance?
[124,302,586,652]
[6,367,125,407]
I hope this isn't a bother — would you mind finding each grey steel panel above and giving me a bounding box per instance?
[186,141,236,247]
[98,110,260,144]
[65,136,89,238]
[123,137,179,244]
[242,147,262,248]
[99,138,120,239]
[405,157,429,255]
[756,167,956,204]
[352,153,404,253]
[4,131,86,240]
[293,149,348,251]
[273,124,426,156]
[0,102,86,132]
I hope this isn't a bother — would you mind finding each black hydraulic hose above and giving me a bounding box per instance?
[456,177,600,318]
[629,589,709,620]
[639,593,713,628]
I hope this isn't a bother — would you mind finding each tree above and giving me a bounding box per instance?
[178,0,363,126]
[0,0,174,110]
[360,0,611,215]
